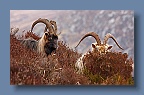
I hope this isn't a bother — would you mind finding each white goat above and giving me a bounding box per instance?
[75,32,123,74]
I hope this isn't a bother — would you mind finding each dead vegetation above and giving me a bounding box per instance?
[10,31,134,85]
[83,51,133,85]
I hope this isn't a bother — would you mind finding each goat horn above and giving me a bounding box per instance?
[75,32,101,48]
[103,33,123,50]
[44,20,57,35]
[50,20,57,34]
[31,18,54,34]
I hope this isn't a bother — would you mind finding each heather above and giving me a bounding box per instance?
[10,31,134,85]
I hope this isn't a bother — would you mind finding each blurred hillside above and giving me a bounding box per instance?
[10,10,134,60]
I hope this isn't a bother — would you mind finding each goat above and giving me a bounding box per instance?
[11,18,59,56]
[75,32,123,73]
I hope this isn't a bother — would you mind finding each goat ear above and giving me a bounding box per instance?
[107,46,113,50]
[92,43,96,48]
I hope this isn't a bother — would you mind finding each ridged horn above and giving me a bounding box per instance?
[103,33,123,50]
[50,20,61,35]
[50,20,57,34]
[75,32,101,48]
[31,18,54,34]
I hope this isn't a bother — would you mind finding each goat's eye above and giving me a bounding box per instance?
[45,33,48,36]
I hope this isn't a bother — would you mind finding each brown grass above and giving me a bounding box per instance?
[10,31,134,85]
[83,51,134,85]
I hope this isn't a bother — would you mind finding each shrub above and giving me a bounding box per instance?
[10,32,89,85]
[10,31,134,85]
[83,51,134,85]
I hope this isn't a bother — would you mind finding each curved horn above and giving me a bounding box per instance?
[75,32,101,48]
[103,33,123,50]
[50,20,57,34]
[44,21,57,33]
[31,18,54,34]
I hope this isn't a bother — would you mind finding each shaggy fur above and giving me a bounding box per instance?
[10,18,59,56]
[75,32,123,74]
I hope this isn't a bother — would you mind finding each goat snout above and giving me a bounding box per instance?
[44,42,57,55]
[49,42,57,49]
